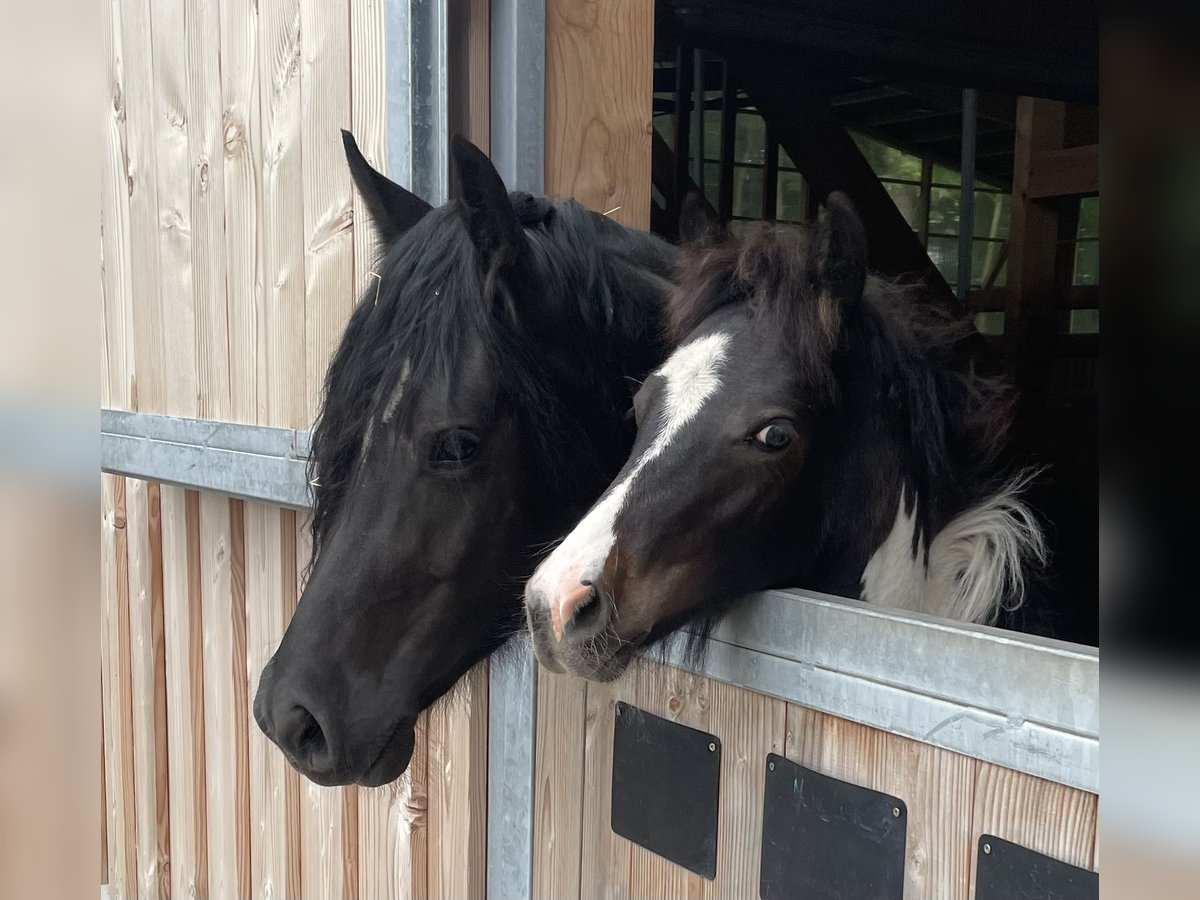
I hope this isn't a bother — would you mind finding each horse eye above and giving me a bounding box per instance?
[751,422,796,451]
[430,431,480,465]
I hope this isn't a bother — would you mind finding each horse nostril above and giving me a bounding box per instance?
[562,582,612,643]
[285,704,331,770]
[295,708,327,759]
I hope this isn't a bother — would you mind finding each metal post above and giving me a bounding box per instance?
[386,0,450,204]
[486,2,545,898]
[957,87,978,301]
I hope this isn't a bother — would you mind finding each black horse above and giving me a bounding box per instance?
[525,195,1050,681]
[253,133,675,785]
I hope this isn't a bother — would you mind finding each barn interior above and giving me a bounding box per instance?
[647,0,1100,645]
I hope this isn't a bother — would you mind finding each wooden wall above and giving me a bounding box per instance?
[530,657,1100,899]
[100,0,489,897]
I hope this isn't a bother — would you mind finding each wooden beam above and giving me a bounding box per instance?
[1027,144,1100,198]
[730,54,953,298]
[652,129,718,235]
[1005,97,1066,369]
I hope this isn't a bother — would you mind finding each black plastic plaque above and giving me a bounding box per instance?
[610,701,721,879]
[759,753,907,900]
[975,836,1098,900]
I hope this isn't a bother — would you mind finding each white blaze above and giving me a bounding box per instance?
[528,332,732,625]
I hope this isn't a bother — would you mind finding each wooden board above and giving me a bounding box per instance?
[705,679,785,898]
[358,710,430,900]
[428,662,490,899]
[119,0,165,415]
[161,486,208,900]
[149,0,198,419]
[245,503,301,900]
[101,0,133,413]
[101,476,137,900]
[545,0,655,226]
[257,0,308,429]
[187,0,231,421]
[579,679,633,900]
[300,0,355,424]
[200,495,251,899]
[533,672,588,900]
[220,0,264,425]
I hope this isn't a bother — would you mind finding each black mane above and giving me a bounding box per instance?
[307,197,674,560]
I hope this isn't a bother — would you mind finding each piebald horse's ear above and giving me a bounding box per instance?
[677,190,724,244]
[342,130,432,246]
[809,191,868,307]
[450,135,533,278]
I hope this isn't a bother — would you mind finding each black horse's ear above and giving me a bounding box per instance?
[450,135,533,280]
[809,191,868,306]
[342,130,432,246]
[678,190,722,244]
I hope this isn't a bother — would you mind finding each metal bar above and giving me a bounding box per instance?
[762,121,779,220]
[100,410,311,508]
[387,0,450,202]
[485,2,545,896]
[916,156,933,247]
[489,0,544,194]
[658,587,1098,793]
[957,87,979,300]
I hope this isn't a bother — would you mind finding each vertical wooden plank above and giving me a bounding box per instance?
[125,481,171,900]
[786,706,977,899]
[162,487,208,900]
[221,0,264,425]
[349,0,388,298]
[300,0,355,425]
[283,511,305,897]
[427,664,489,899]
[101,475,137,900]
[545,0,655,227]
[119,0,165,413]
[359,712,430,900]
[149,0,198,418]
[969,763,1098,893]
[294,521,351,900]
[187,0,230,422]
[101,0,133,413]
[201,495,251,900]
[102,714,109,887]
[1004,97,1065,368]
[258,0,307,429]
[628,659,711,898]
[578,678,635,900]
[245,503,301,900]
[533,673,587,900]
[703,681,785,899]
[447,0,491,156]
[358,719,429,899]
